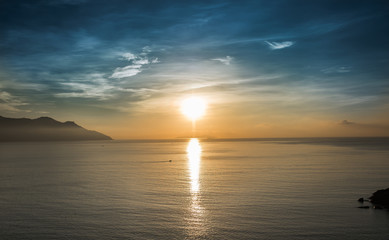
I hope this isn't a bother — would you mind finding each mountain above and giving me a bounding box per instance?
[0,116,112,141]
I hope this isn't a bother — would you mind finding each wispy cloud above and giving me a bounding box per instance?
[118,88,158,99]
[0,90,28,112]
[265,41,294,50]
[212,56,233,65]
[121,53,136,61]
[55,72,160,102]
[55,73,114,100]
[118,87,158,93]
[110,46,159,79]
[322,66,352,74]
[111,65,142,79]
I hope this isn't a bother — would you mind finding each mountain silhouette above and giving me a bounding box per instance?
[0,116,112,141]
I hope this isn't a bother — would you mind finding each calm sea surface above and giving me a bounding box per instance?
[1,138,389,240]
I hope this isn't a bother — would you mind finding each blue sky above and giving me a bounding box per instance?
[1,0,388,138]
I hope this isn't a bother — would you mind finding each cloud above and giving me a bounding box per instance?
[118,88,158,99]
[55,73,115,99]
[110,46,159,79]
[340,120,356,125]
[54,72,160,103]
[121,53,136,61]
[118,87,158,93]
[265,41,294,50]
[212,56,233,65]
[322,66,352,74]
[133,59,149,65]
[142,46,152,54]
[57,82,113,99]
[0,90,28,112]
[111,65,142,79]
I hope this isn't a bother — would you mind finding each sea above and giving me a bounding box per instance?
[1,138,389,240]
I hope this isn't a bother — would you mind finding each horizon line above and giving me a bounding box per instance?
[113,136,389,141]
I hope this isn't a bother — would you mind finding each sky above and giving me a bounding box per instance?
[1,0,389,139]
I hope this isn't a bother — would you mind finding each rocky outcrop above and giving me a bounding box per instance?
[369,188,389,208]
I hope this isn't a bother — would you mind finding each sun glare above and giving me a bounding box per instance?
[181,97,207,121]
[187,138,201,192]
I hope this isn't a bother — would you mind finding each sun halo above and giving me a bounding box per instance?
[180,97,207,121]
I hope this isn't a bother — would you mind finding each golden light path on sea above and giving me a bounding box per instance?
[186,138,206,237]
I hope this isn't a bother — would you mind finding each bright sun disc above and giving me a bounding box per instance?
[181,97,207,121]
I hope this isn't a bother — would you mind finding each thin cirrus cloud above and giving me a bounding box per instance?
[56,76,114,100]
[265,41,295,50]
[211,56,233,65]
[321,66,352,74]
[0,90,28,112]
[111,47,159,79]
[55,72,159,102]
[53,46,161,100]
[111,65,143,79]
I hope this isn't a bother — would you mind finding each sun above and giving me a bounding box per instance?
[180,96,207,121]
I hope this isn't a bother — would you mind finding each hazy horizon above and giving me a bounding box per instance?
[3,115,389,140]
[1,0,389,139]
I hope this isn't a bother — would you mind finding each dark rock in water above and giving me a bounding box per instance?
[369,188,389,209]
[358,206,370,209]
[358,197,364,202]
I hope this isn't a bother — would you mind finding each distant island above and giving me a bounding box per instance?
[0,116,112,141]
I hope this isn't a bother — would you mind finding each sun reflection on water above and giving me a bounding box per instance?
[186,138,206,237]
[187,138,201,193]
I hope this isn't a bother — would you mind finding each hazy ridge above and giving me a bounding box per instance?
[0,116,112,141]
